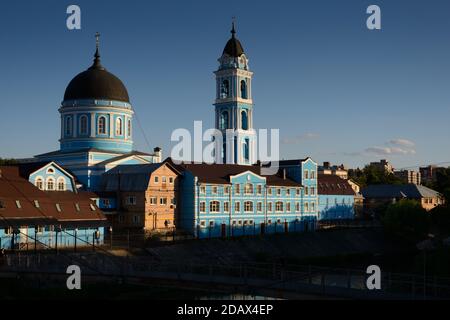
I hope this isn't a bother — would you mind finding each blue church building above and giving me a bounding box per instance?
[35,34,161,191]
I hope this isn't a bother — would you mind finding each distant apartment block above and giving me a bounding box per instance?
[419,165,446,184]
[394,170,421,185]
[369,159,394,174]
[318,162,348,179]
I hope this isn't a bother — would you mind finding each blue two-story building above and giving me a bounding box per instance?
[173,162,319,238]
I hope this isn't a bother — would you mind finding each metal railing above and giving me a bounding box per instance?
[1,253,450,299]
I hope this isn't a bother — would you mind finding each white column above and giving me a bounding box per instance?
[124,116,128,140]
[60,115,64,140]
[90,112,97,138]
[109,114,114,138]
[72,114,77,138]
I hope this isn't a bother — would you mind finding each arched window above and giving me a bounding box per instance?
[221,79,229,98]
[46,177,55,191]
[127,119,131,137]
[219,111,229,130]
[35,177,44,190]
[209,201,220,213]
[57,178,65,191]
[98,116,106,134]
[244,201,253,212]
[46,168,54,174]
[79,115,88,135]
[116,117,123,136]
[240,80,247,99]
[241,111,248,130]
[243,138,250,162]
[65,116,72,136]
[244,183,253,195]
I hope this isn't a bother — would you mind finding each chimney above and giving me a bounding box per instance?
[323,161,330,168]
[154,147,162,162]
[283,168,287,180]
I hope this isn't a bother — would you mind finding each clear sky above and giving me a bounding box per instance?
[1,0,450,170]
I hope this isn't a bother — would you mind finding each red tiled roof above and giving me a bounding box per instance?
[170,161,302,187]
[0,166,107,227]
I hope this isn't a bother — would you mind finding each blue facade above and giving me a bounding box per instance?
[179,169,316,239]
[318,194,355,220]
[0,226,105,250]
[279,158,319,221]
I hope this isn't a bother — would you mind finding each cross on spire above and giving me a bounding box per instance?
[231,17,236,37]
[90,32,104,70]
[95,32,100,56]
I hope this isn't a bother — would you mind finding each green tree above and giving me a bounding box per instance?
[430,205,450,237]
[0,158,18,165]
[349,164,403,188]
[382,199,430,242]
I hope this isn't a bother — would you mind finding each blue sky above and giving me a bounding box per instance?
[1,0,450,169]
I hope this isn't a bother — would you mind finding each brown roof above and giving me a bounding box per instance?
[0,166,107,228]
[171,161,302,187]
[318,174,355,196]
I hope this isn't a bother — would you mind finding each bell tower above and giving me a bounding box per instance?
[214,22,256,165]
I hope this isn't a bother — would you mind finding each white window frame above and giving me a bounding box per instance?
[199,201,206,213]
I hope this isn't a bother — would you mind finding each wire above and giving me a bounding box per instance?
[133,107,154,154]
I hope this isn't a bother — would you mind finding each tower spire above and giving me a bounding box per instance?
[90,32,104,70]
[231,17,236,38]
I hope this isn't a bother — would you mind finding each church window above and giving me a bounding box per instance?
[46,177,55,191]
[240,80,248,99]
[241,111,248,130]
[80,115,88,135]
[221,79,229,98]
[243,138,250,162]
[127,119,131,137]
[116,117,123,136]
[65,116,72,136]
[98,116,106,134]
[220,111,229,130]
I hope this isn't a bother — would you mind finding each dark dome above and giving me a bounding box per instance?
[222,23,245,57]
[64,50,130,103]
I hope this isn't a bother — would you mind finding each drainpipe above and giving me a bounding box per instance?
[195,177,199,239]
[229,184,232,237]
